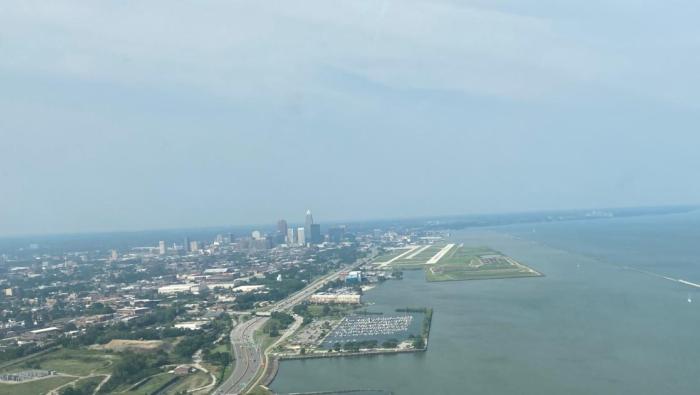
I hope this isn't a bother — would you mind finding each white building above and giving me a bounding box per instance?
[174,321,209,330]
[286,228,295,245]
[157,284,204,295]
[203,268,230,275]
[158,241,166,255]
[232,285,266,293]
[309,293,361,304]
[297,227,306,246]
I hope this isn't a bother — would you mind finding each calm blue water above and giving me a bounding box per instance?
[272,212,700,394]
[506,210,700,283]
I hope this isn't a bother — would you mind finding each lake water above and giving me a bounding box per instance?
[271,211,700,394]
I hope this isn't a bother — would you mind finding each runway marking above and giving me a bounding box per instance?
[377,246,421,268]
[405,245,431,260]
[426,244,455,264]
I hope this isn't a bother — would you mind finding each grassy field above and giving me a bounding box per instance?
[60,375,104,394]
[0,376,75,395]
[211,343,229,354]
[0,347,120,395]
[248,385,274,395]
[163,371,211,394]
[255,330,279,351]
[373,248,410,263]
[0,348,115,376]
[206,342,234,384]
[122,372,176,395]
[425,245,542,282]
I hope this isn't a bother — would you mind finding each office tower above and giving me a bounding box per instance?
[297,227,306,246]
[328,226,346,243]
[227,233,234,243]
[304,209,314,240]
[287,228,296,245]
[310,224,321,244]
[183,236,190,252]
[277,219,288,235]
[190,240,200,252]
[158,240,166,255]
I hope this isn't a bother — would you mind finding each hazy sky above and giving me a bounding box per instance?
[1,1,700,236]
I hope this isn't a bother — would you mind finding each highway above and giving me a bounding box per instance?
[213,316,266,395]
[214,256,371,394]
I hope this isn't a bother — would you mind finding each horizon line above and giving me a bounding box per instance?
[0,203,697,241]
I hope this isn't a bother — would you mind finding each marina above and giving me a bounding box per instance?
[322,315,415,347]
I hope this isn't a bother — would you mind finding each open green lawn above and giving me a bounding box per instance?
[122,372,176,395]
[204,343,233,384]
[254,330,278,351]
[0,376,75,395]
[425,246,542,282]
[61,375,104,394]
[203,361,231,388]
[412,245,445,261]
[211,343,229,354]
[163,371,211,394]
[1,348,115,376]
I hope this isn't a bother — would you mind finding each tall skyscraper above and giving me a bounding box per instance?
[158,240,166,255]
[277,219,288,235]
[183,236,190,252]
[304,209,314,240]
[297,227,306,246]
[287,228,296,245]
[310,224,321,244]
[328,226,346,243]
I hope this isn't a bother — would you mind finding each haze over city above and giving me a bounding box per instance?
[3,2,700,395]
[2,0,700,236]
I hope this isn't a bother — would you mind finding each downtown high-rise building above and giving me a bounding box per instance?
[310,223,322,244]
[286,228,296,245]
[304,209,314,240]
[328,226,346,243]
[183,236,190,252]
[297,227,306,246]
[277,219,288,235]
[158,240,166,255]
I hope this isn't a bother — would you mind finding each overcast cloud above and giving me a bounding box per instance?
[1,0,699,235]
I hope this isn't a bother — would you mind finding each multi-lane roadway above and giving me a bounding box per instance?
[212,316,266,395]
[215,256,371,394]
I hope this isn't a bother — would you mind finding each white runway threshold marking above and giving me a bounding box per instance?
[426,244,455,264]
